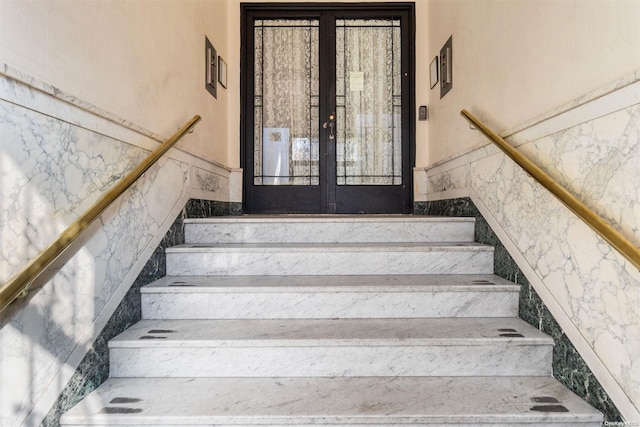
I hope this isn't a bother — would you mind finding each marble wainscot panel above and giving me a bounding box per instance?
[40,197,243,426]
[418,197,624,422]
[0,66,236,427]
[415,72,640,421]
[39,211,186,427]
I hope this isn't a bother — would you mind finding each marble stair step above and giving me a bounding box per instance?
[184,216,476,244]
[60,376,603,426]
[108,318,553,378]
[141,275,519,319]
[165,242,494,276]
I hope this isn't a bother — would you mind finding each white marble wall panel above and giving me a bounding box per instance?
[419,74,640,421]
[520,105,640,247]
[188,165,230,202]
[0,71,234,427]
[0,99,146,282]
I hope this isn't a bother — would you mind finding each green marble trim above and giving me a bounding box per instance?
[185,200,243,218]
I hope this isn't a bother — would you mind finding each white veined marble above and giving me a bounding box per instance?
[184,216,476,244]
[107,318,552,378]
[0,70,233,427]
[141,274,519,319]
[165,243,494,276]
[110,344,552,378]
[110,317,550,344]
[60,376,603,426]
[420,74,640,420]
[142,288,518,319]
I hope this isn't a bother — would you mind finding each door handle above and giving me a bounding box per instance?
[323,112,336,140]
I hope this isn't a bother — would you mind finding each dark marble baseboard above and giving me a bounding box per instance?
[41,199,241,426]
[415,199,622,422]
[185,200,243,218]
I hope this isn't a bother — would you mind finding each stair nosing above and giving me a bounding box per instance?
[108,337,554,348]
[141,275,520,293]
[141,285,519,293]
[107,318,554,348]
[166,242,494,253]
[183,216,477,224]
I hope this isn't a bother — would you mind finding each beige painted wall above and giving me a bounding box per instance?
[0,0,230,166]
[226,0,430,168]
[426,0,640,167]
[5,0,638,178]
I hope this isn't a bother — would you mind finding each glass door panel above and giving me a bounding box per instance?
[336,19,402,186]
[253,19,320,186]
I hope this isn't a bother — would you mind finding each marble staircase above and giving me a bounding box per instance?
[61,216,603,426]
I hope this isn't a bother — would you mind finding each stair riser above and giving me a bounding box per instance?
[185,221,476,244]
[110,345,552,378]
[166,250,494,276]
[142,291,519,319]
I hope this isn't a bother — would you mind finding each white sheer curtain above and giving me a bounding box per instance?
[254,20,319,185]
[336,19,402,185]
[254,18,401,187]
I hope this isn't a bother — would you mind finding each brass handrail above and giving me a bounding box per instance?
[461,109,640,271]
[0,115,201,313]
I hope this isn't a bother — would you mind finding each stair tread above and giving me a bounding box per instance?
[141,274,518,293]
[166,242,493,252]
[61,376,603,425]
[62,216,603,424]
[109,318,553,347]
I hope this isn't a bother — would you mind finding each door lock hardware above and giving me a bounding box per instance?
[323,113,336,140]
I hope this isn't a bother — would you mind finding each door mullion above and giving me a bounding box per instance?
[319,12,336,213]
[402,11,415,213]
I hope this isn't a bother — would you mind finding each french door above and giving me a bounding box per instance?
[242,3,415,214]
